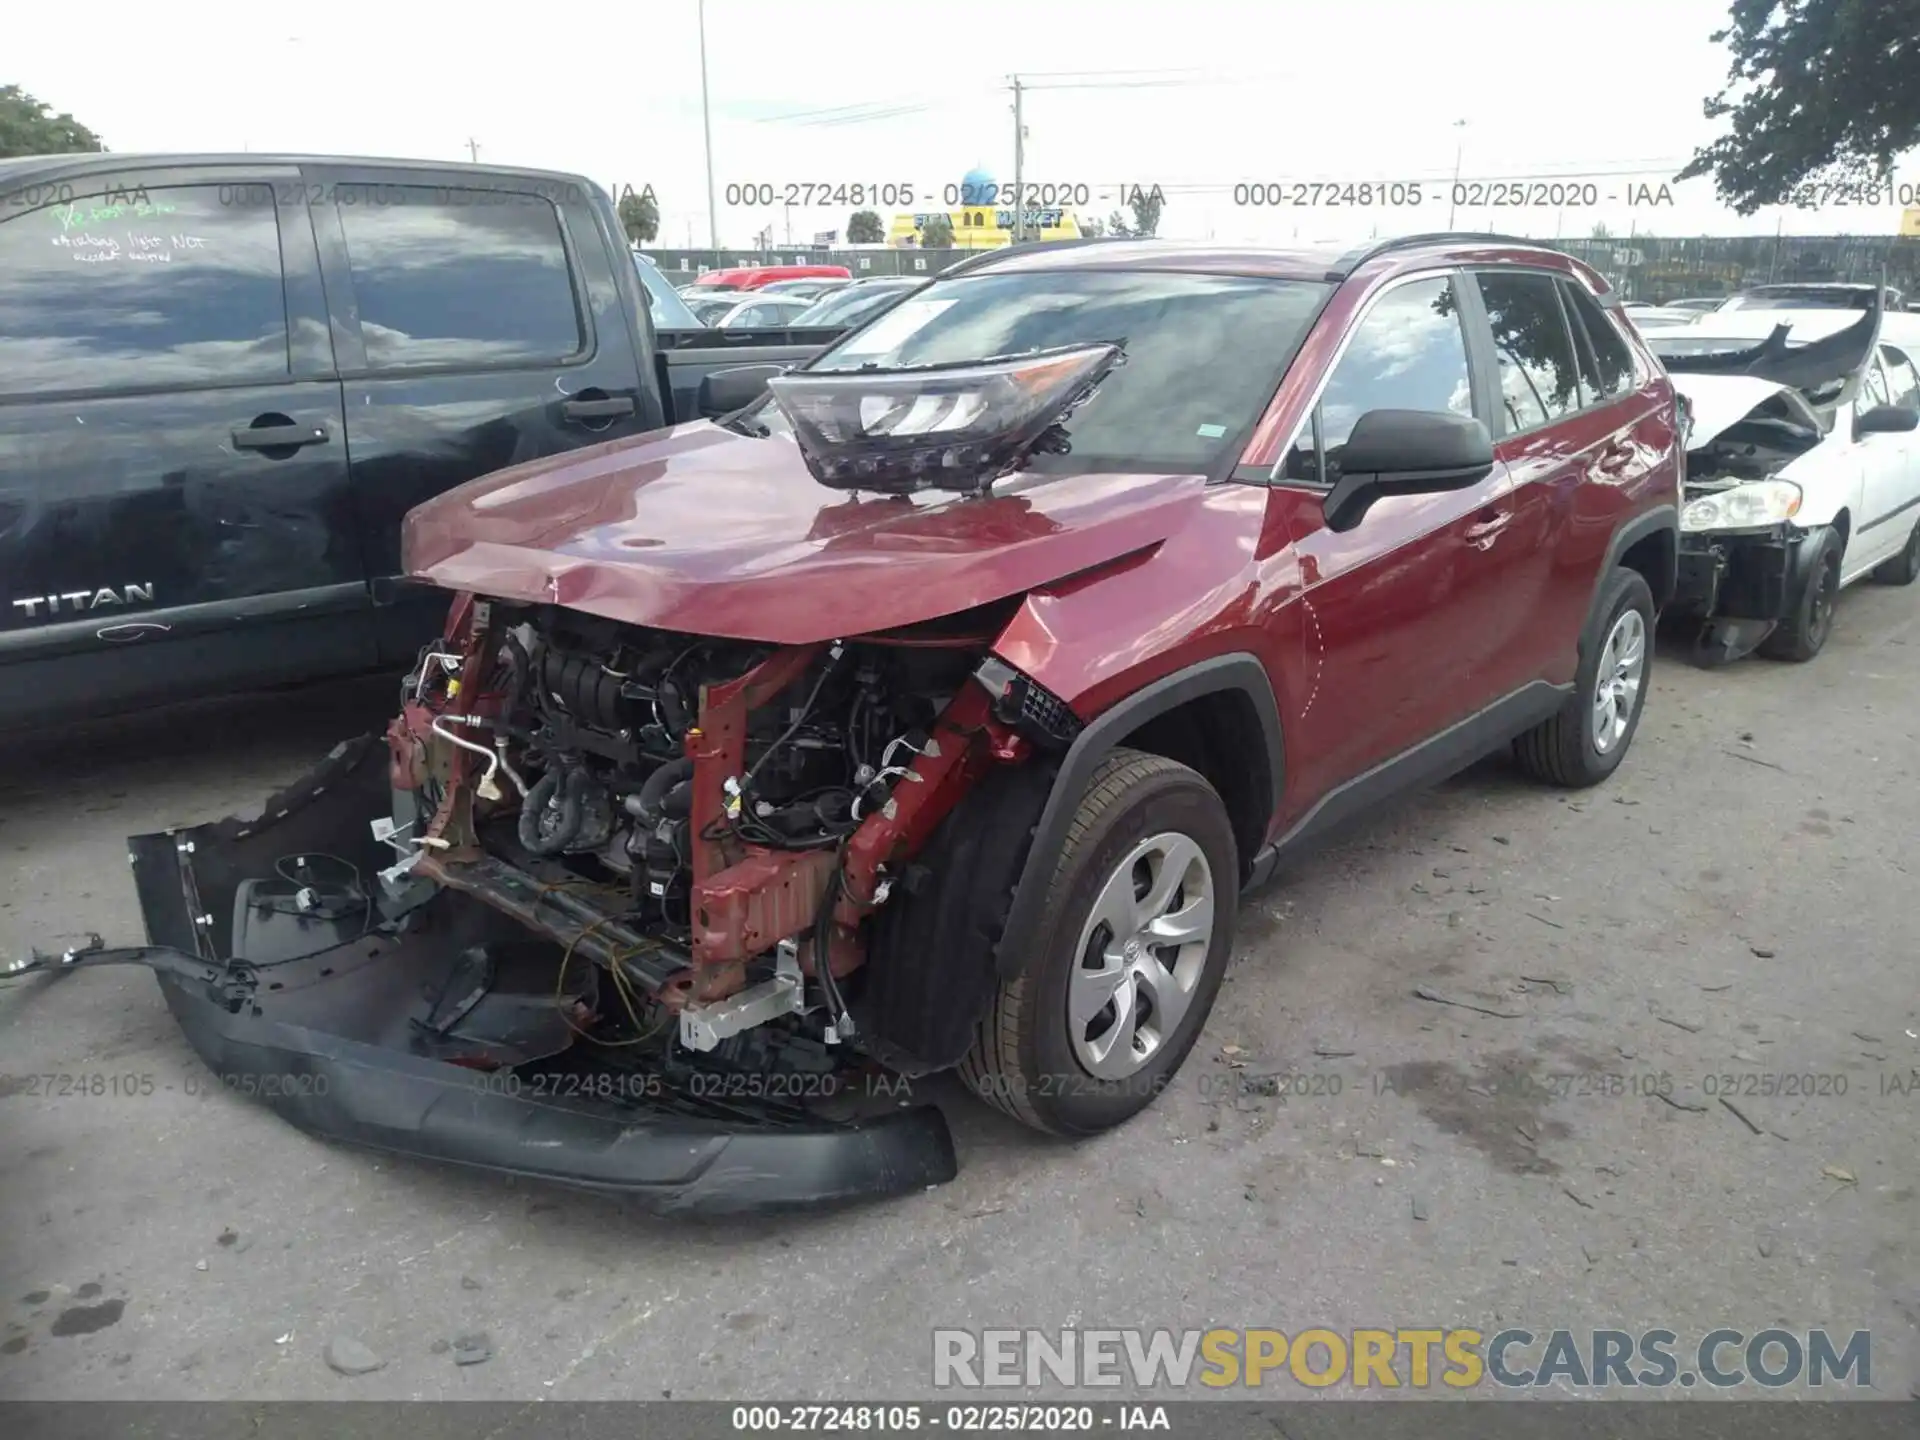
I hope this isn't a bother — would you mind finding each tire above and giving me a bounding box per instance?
[1512,566,1655,788]
[958,748,1238,1136]
[1870,518,1920,585]
[1758,527,1842,661]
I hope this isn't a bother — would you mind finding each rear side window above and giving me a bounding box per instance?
[1560,279,1637,402]
[335,188,584,369]
[0,184,288,398]
[1882,347,1920,411]
[1281,275,1474,485]
[1472,271,1582,434]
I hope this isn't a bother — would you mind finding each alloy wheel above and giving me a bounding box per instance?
[1591,608,1647,755]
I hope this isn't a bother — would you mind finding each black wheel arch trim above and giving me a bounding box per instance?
[1585,504,1677,649]
[992,653,1284,980]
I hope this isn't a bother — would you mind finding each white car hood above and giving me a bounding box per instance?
[1671,374,1806,448]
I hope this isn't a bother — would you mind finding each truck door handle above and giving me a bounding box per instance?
[232,421,330,450]
[562,396,636,421]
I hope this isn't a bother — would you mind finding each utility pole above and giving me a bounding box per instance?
[1011,75,1026,245]
[1445,119,1467,228]
[785,201,793,246]
[466,138,480,163]
[698,0,720,248]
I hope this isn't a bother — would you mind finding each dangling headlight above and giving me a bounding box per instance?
[1681,480,1802,533]
[765,343,1122,497]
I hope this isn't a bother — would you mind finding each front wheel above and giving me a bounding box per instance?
[1758,527,1843,661]
[1512,566,1655,787]
[959,749,1238,1136]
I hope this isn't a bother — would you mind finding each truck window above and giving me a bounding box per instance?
[335,188,584,369]
[0,185,288,398]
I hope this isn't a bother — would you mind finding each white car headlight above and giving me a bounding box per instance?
[1681,480,1803,533]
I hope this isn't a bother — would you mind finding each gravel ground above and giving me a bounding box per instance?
[1,587,1916,1404]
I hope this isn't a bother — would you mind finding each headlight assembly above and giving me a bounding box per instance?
[1681,480,1802,533]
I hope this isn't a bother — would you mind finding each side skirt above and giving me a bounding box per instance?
[1242,680,1572,891]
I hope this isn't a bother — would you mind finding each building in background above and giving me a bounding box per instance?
[887,167,1084,249]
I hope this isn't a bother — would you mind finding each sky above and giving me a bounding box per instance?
[12,0,1917,249]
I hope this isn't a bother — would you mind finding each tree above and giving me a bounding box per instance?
[847,209,885,243]
[1079,216,1105,238]
[1128,183,1164,238]
[920,212,955,247]
[0,85,105,158]
[1679,0,1920,215]
[1590,222,1613,240]
[616,185,659,244]
[1106,210,1133,237]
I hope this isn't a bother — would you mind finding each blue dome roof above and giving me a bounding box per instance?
[958,167,997,205]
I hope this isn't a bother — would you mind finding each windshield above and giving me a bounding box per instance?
[764,269,1332,471]
[794,281,920,327]
[632,254,702,329]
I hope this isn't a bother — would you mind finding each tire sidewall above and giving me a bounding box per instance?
[1576,570,1655,780]
[1019,769,1238,1135]
[1796,532,1842,653]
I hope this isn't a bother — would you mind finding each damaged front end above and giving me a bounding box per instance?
[33,591,1082,1212]
[1658,303,1880,663]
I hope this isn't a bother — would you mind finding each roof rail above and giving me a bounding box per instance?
[1323,231,1558,280]
[934,234,1138,280]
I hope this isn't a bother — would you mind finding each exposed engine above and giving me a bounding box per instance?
[467,608,977,934]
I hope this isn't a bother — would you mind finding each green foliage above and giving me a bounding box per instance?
[0,85,105,159]
[1680,0,1920,215]
[847,209,885,243]
[616,186,660,244]
[920,212,955,247]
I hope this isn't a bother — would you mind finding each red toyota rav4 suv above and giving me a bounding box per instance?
[94,235,1680,1212]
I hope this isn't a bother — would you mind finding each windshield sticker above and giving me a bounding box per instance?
[1195,423,1228,438]
[832,297,958,358]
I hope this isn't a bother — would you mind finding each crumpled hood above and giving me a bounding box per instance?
[1671,374,1821,448]
[401,421,1209,643]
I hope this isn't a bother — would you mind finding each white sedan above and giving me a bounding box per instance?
[1647,307,1920,662]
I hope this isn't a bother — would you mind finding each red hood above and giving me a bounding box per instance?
[401,422,1210,643]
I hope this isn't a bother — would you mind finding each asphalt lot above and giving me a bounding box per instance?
[2,589,1917,1404]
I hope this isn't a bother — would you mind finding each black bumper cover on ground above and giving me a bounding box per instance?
[103,735,957,1215]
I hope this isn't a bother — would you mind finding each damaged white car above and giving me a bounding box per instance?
[1646,303,1920,662]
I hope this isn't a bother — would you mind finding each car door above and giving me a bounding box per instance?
[1273,270,1518,800]
[0,163,366,729]
[308,165,661,666]
[1854,345,1920,566]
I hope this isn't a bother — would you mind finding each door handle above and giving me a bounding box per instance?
[1465,510,1513,545]
[562,396,636,421]
[232,421,330,450]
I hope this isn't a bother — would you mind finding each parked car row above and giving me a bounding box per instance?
[668,264,930,331]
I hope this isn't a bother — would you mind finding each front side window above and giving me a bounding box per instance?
[0,184,288,397]
[336,188,583,369]
[1474,271,1581,434]
[1282,275,1474,484]
[1863,355,1892,409]
[786,269,1331,471]
[1878,346,1920,411]
[1560,279,1637,401]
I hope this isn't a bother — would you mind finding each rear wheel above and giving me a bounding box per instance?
[1512,566,1654,788]
[1759,528,1843,661]
[1870,518,1920,586]
[959,749,1237,1136]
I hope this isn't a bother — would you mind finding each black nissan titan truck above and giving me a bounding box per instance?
[0,152,844,729]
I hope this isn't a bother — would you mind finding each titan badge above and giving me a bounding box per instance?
[11,582,155,619]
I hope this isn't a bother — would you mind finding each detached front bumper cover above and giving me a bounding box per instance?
[22,735,955,1215]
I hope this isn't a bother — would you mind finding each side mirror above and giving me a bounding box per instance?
[699,365,782,418]
[1856,403,1919,437]
[1322,409,1496,533]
